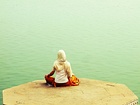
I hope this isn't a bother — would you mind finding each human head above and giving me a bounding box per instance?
[57,50,66,62]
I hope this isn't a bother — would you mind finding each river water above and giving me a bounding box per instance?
[0,0,140,104]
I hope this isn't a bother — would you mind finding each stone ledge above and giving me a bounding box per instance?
[3,78,138,105]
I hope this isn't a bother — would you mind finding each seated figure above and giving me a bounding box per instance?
[45,50,79,87]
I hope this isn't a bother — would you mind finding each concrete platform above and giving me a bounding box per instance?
[3,78,138,105]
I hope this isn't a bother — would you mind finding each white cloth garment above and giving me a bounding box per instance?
[53,50,73,83]
[55,69,68,83]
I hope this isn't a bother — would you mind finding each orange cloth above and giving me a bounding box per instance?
[69,75,80,86]
[45,75,79,87]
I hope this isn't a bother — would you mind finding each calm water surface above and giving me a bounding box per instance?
[0,0,140,104]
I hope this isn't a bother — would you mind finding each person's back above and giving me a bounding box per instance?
[54,60,72,83]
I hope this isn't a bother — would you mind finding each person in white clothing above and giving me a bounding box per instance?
[45,50,75,87]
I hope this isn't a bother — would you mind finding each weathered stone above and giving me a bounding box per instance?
[3,78,138,105]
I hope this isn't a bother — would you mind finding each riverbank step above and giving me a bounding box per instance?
[3,78,138,105]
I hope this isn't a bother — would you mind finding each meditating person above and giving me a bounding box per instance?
[45,50,79,87]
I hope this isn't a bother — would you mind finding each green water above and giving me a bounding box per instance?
[0,0,140,104]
